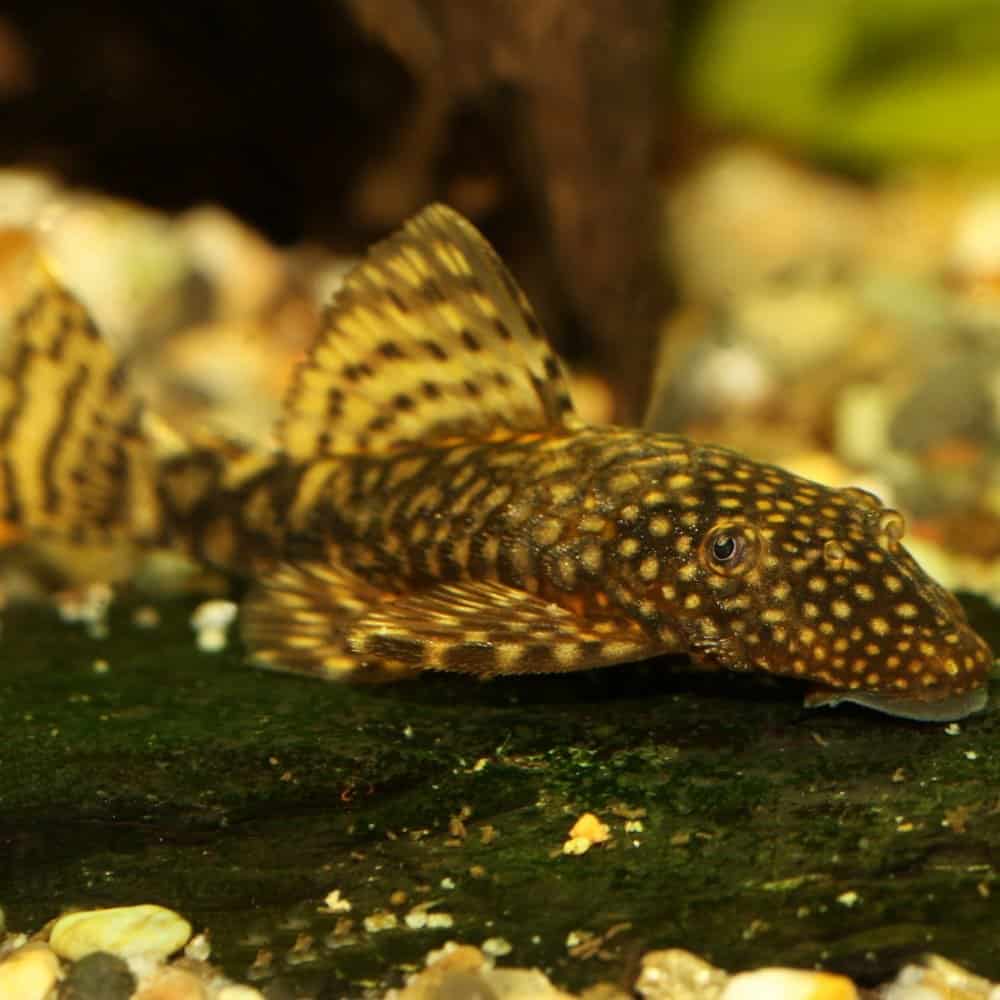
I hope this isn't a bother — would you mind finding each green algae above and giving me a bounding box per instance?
[1,596,999,995]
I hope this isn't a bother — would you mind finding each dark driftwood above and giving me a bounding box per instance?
[350,0,670,421]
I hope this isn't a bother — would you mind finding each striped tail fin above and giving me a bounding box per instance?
[0,243,158,547]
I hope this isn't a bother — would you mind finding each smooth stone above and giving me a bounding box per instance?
[59,950,136,1000]
[133,966,207,1000]
[217,987,267,1000]
[50,904,192,962]
[635,949,728,1000]
[0,942,62,1000]
[722,968,858,1000]
[882,955,995,999]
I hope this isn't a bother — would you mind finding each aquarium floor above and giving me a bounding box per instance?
[1,597,998,995]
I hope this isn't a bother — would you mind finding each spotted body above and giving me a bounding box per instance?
[0,206,992,719]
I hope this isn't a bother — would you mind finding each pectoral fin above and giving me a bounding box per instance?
[348,580,654,677]
[242,561,656,680]
[241,559,385,680]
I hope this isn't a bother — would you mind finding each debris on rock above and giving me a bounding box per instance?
[189,600,238,653]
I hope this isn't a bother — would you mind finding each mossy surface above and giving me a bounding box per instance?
[1,596,998,994]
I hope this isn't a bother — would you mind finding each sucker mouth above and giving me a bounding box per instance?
[804,684,989,722]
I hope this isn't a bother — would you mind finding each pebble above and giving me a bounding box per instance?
[363,911,398,933]
[50,904,192,962]
[183,932,211,962]
[56,582,114,638]
[569,812,611,844]
[486,967,575,998]
[636,949,728,1000]
[389,942,576,1000]
[132,966,207,1000]
[563,836,594,855]
[59,950,136,1000]
[320,889,352,914]
[563,812,611,856]
[217,987,267,1000]
[189,600,238,652]
[722,968,858,1000]
[950,189,1000,278]
[481,936,512,957]
[0,942,61,1000]
[882,955,995,999]
[0,908,995,1000]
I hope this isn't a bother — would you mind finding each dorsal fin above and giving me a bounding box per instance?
[279,204,581,461]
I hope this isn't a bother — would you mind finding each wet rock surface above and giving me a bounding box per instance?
[1,597,998,995]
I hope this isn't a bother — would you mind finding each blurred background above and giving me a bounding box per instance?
[3,0,1000,597]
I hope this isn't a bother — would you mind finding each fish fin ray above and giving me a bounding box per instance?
[241,559,393,680]
[279,203,580,461]
[242,564,657,680]
[349,579,655,677]
[0,251,156,543]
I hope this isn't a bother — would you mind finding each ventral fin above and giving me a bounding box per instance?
[279,204,581,462]
[242,564,655,681]
[0,249,155,543]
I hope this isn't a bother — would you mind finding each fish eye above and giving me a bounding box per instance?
[712,533,738,562]
[701,524,759,576]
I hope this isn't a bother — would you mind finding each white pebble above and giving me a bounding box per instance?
[184,931,211,961]
[722,968,858,1000]
[950,190,1000,277]
[481,936,512,957]
[321,889,352,914]
[50,903,192,961]
[190,600,238,652]
[218,987,267,1000]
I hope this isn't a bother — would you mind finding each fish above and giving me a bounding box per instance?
[0,206,992,720]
